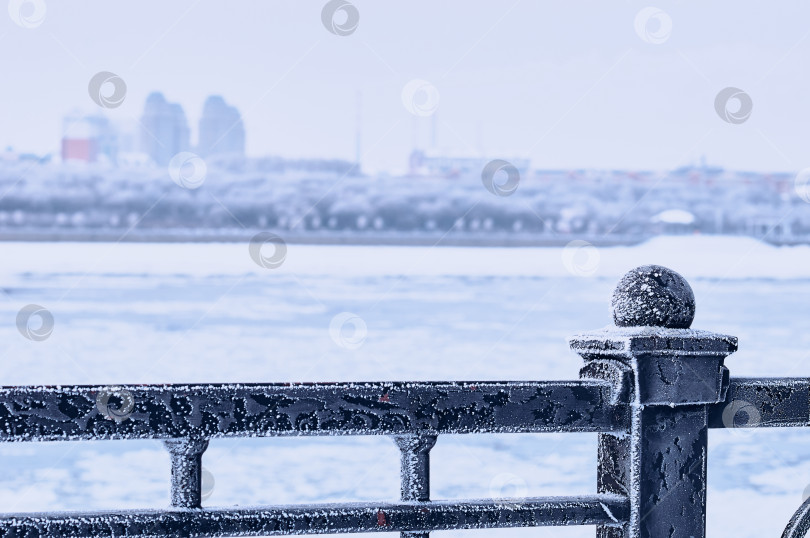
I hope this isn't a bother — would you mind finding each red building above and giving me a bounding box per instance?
[61,138,96,162]
[60,111,117,163]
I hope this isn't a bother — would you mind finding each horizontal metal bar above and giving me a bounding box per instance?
[0,381,626,442]
[0,496,629,537]
[4,377,809,441]
[708,377,810,428]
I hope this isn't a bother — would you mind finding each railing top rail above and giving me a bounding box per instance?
[0,379,606,392]
[0,375,805,444]
[0,379,626,442]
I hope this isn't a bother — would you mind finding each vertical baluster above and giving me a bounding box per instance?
[393,434,437,538]
[164,438,209,509]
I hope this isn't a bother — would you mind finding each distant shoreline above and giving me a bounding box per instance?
[0,229,644,247]
[0,230,804,247]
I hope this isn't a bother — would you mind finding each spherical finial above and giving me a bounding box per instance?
[611,265,695,328]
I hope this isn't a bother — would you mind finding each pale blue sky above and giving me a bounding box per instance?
[1,0,809,172]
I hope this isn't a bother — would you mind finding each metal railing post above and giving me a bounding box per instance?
[570,265,737,538]
[393,434,438,538]
[164,437,210,509]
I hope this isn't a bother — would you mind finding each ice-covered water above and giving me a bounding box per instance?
[0,236,808,537]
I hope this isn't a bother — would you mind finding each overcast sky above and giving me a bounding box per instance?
[1,1,809,173]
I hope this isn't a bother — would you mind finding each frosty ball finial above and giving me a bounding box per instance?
[611,265,695,329]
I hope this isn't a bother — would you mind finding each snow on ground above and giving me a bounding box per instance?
[0,236,807,537]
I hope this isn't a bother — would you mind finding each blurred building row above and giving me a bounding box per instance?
[0,162,807,243]
[60,94,245,166]
[408,149,531,178]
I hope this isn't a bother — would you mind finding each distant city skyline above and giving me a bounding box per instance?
[198,95,245,158]
[140,92,190,166]
[60,92,246,166]
[2,1,810,173]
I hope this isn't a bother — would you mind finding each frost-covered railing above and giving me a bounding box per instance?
[0,265,809,538]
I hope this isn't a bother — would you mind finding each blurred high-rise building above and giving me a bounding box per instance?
[140,92,190,166]
[61,111,118,164]
[197,96,245,157]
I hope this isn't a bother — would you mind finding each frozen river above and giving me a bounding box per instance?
[0,236,808,537]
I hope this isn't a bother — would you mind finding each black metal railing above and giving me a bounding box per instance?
[0,264,807,537]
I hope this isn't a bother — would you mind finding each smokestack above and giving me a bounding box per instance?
[355,90,362,173]
[430,112,437,150]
